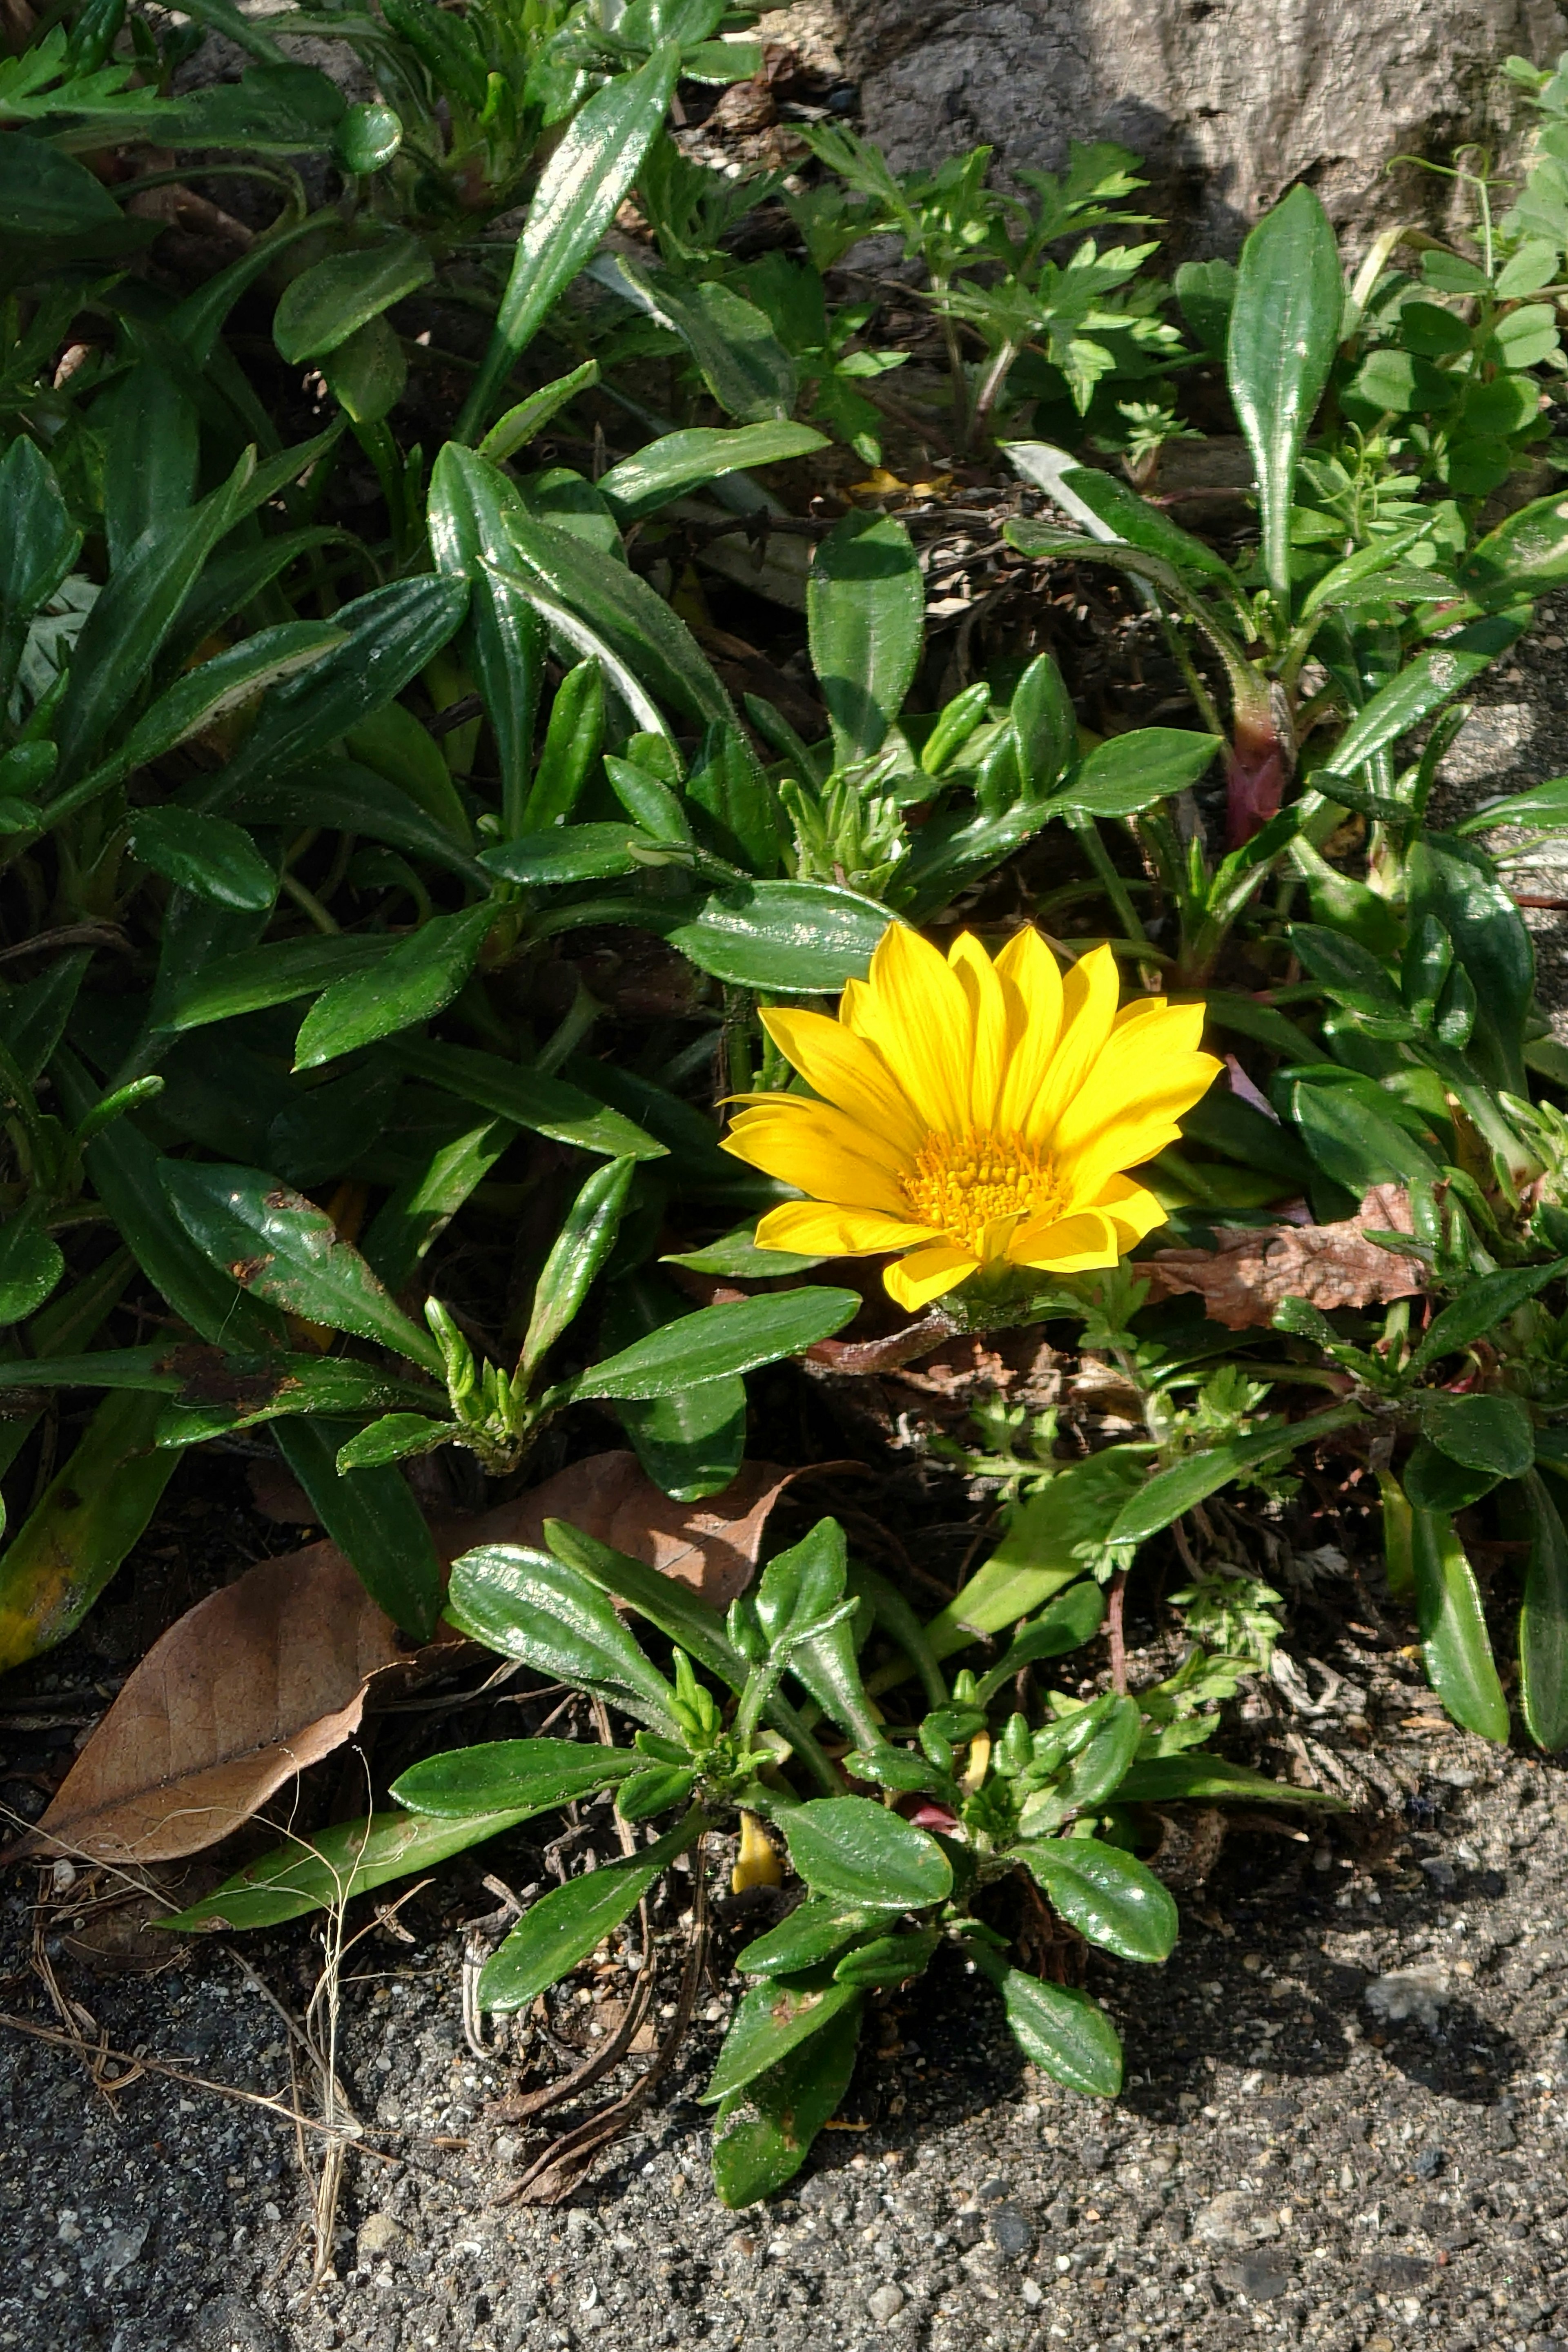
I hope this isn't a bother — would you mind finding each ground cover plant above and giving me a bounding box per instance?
[10,0,1568,2212]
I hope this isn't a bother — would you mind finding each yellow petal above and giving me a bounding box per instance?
[948,932,1009,1128]
[759,1006,924,1156]
[1089,1174,1169,1248]
[1005,1207,1121,1274]
[852,922,974,1134]
[1053,1048,1223,1198]
[1026,942,1121,1143]
[754,1201,933,1256]
[722,1102,911,1215]
[994,927,1065,1131]
[883,1241,979,1311]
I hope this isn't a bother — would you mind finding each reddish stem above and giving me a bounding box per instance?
[1106,1570,1129,1696]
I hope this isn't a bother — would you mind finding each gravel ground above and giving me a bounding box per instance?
[10,614,1568,2352]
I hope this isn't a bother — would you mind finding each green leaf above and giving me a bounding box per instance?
[459,45,682,439]
[391,1737,639,1817]
[0,1216,64,1326]
[273,230,432,363]
[599,423,828,519]
[0,438,80,704]
[926,1451,1150,1655]
[1060,727,1221,817]
[478,1815,699,2011]
[321,314,407,426]
[710,1992,862,2207]
[1318,621,1522,786]
[1410,1505,1510,1742]
[735,1896,895,1978]
[0,1390,180,1669]
[1459,488,1568,603]
[220,758,486,888]
[480,822,658,885]
[566,1286,860,1399]
[662,1229,824,1278]
[163,934,388,1033]
[1457,774,1568,834]
[668,880,891,994]
[807,510,923,765]
[1418,1390,1534,1478]
[159,1163,441,1372]
[0,133,123,235]
[522,1156,638,1379]
[273,1416,443,1639]
[156,60,346,150]
[1288,1072,1443,1193]
[971,1583,1106,1704]
[427,443,545,837]
[597,256,797,421]
[293,902,496,1069]
[617,1762,698,1819]
[332,1413,451,1470]
[479,359,601,466]
[152,1354,441,1446]
[488,521,731,731]
[126,808,276,911]
[832,1925,942,1987]
[700,1968,862,2104]
[1109,1408,1364,1546]
[1407,833,1533,1096]
[1014,1837,1178,1963]
[85,622,345,808]
[101,361,198,572]
[783,1796,952,1910]
[335,98,403,174]
[982,1956,1122,2098]
[1226,184,1343,610]
[1113,1755,1344,1804]
[521,657,604,831]
[157,1805,532,1932]
[384,1035,663,1160]
[756,1517,881,1749]
[1519,1468,1568,1751]
[1402,1438,1501,1515]
[598,1278,748,1500]
[446,1544,681,1731]
[1052,463,1240,586]
[200,577,470,814]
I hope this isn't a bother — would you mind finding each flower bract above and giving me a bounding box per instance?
[722,924,1221,1311]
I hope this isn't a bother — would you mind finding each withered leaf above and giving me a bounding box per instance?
[1143,1185,1425,1331]
[497,1449,801,1610]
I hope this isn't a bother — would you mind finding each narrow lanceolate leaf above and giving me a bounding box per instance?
[458,44,681,440]
[478,1816,700,2011]
[1013,1838,1178,1964]
[1318,619,1522,784]
[158,1161,444,1375]
[162,934,388,1033]
[1519,1468,1568,1752]
[487,524,731,729]
[1058,728,1221,818]
[976,1950,1123,2098]
[273,230,433,363]
[77,620,343,794]
[446,1545,682,1732]
[808,509,923,764]
[1226,183,1343,611]
[667,880,891,996]
[293,901,496,1069]
[383,1035,665,1160]
[391,1738,639,1819]
[0,1390,180,1672]
[126,809,276,911]
[700,1969,862,2105]
[1410,1506,1510,1743]
[158,1806,534,1932]
[273,1416,444,1639]
[1108,1406,1365,1545]
[711,1992,862,2207]
[565,1287,860,1401]
[599,423,828,519]
[428,443,544,837]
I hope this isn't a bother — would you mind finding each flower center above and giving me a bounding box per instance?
[900,1127,1065,1253]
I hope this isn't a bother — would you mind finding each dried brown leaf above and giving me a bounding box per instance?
[16,1450,801,1867]
[1142,1184,1425,1330]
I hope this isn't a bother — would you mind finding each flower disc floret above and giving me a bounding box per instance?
[721,923,1220,1310]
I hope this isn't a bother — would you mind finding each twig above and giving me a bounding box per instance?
[1106,1569,1130,1696]
[805,1310,960,1375]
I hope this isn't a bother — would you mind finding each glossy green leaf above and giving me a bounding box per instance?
[0,1216,64,1326]
[1459,489,1568,602]
[293,902,495,1069]
[735,1896,894,1978]
[783,1796,952,1911]
[978,1951,1122,2098]
[157,1805,531,1931]
[595,1274,747,1499]
[701,1967,862,2105]
[1288,1072,1443,1192]
[599,423,827,519]
[1458,774,1568,834]
[1108,1407,1363,1546]
[520,657,604,832]
[971,1583,1106,1704]
[1226,184,1343,608]
[361,1112,514,1293]
[1407,832,1533,1096]
[331,1413,452,1470]
[1519,1467,1568,1751]
[321,314,407,425]
[479,359,601,466]
[391,1737,639,1818]
[808,509,922,765]
[159,1161,443,1373]
[1319,619,1522,786]
[488,522,730,730]
[478,1815,698,2011]
[126,808,276,911]
[1401,1438,1501,1515]
[80,622,345,811]
[335,98,403,174]
[1418,1390,1534,1477]
[831,1925,942,1987]
[0,133,123,235]
[273,1416,443,1639]
[274,231,433,363]
[480,822,659,885]
[218,760,487,888]
[1052,461,1241,586]
[1010,653,1078,797]
[668,879,891,993]
[447,1543,681,1731]
[597,255,796,421]
[155,1354,441,1447]
[0,1390,180,1671]
[384,1035,664,1160]
[567,1285,859,1400]
[522,1156,638,1377]
[427,443,545,837]
[0,439,80,704]
[101,362,198,572]
[1015,1837,1178,1963]
[710,1991,862,2207]
[163,934,388,1033]
[1114,1754,1344,1804]
[1059,726,1221,817]
[1410,1505,1510,1742]
[926,1451,1150,1656]
[459,45,681,439]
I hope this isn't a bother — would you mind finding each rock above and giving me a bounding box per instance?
[1364,1967,1452,2031]
[190,2297,289,2352]
[357,2211,412,2262]
[989,2203,1033,2261]
[1221,2253,1292,2300]
[866,2281,908,2323]
[1192,2190,1276,2252]
[853,0,1568,254]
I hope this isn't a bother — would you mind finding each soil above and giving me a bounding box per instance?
[9,585,1568,2352]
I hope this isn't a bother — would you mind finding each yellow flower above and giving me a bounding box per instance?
[722,925,1221,1313]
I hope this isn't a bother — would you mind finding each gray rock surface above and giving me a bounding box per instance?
[841,0,1568,252]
